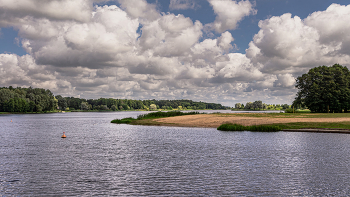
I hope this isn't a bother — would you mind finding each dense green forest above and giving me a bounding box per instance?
[60,97,229,111]
[0,86,229,113]
[0,86,56,112]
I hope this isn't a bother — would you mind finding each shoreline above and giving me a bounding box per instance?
[129,113,350,133]
[283,128,350,134]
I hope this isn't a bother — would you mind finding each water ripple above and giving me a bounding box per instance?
[1,112,350,196]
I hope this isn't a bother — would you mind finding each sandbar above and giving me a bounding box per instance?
[153,113,350,128]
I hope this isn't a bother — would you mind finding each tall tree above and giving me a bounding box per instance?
[253,101,263,110]
[55,95,67,110]
[149,104,157,110]
[245,102,253,110]
[235,103,241,109]
[81,102,91,110]
[294,64,350,113]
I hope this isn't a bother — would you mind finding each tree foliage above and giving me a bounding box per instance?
[80,102,91,110]
[55,95,67,110]
[235,103,241,109]
[293,64,350,113]
[149,104,157,110]
[252,101,263,110]
[73,98,229,111]
[234,101,289,111]
[0,86,56,112]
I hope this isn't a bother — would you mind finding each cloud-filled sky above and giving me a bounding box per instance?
[0,0,349,106]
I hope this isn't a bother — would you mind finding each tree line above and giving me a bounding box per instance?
[57,97,229,111]
[234,100,290,111]
[0,86,229,112]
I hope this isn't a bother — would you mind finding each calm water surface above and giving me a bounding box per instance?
[1,111,350,196]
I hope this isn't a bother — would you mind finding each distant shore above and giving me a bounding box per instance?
[0,109,222,115]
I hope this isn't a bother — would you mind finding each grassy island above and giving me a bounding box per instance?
[112,112,350,133]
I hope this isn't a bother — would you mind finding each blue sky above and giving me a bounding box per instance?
[1,0,350,106]
[0,27,25,55]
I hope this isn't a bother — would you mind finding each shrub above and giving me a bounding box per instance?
[217,124,246,131]
[285,108,294,113]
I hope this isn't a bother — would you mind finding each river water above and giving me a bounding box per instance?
[1,111,350,196]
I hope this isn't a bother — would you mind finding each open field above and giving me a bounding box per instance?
[148,113,350,130]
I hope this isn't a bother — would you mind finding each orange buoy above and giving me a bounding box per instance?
[11,119,12,122]
[61,132,66,138]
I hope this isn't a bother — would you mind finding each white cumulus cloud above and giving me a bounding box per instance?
[247,8,350,75]
[207,0,257,33]
[0,0,93,27]
[117,0,160,23]
[19,5,140,69]
[1,1,350,106]
[139,13,203,57]
[304,3,350,55]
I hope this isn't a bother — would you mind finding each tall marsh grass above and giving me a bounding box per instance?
[137,111,202,120]
[111,117,135,124]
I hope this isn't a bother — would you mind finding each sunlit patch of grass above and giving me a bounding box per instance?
[295,109,311,113]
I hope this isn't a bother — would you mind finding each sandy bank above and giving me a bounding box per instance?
[153,114,350,128]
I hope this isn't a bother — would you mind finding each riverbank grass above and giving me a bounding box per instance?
[111,118,135,124]
[267,122,350,130]
[217,121,350,132]
[216,112,350,118]
[217,124,281,132]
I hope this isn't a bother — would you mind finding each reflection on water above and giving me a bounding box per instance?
[1,111,350,196]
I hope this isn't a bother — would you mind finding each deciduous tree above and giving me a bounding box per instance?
[294,64,350,113]
[235,103,241,109]
[150,104,157,110]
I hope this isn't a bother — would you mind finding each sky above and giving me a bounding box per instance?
[0,0,350,107]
